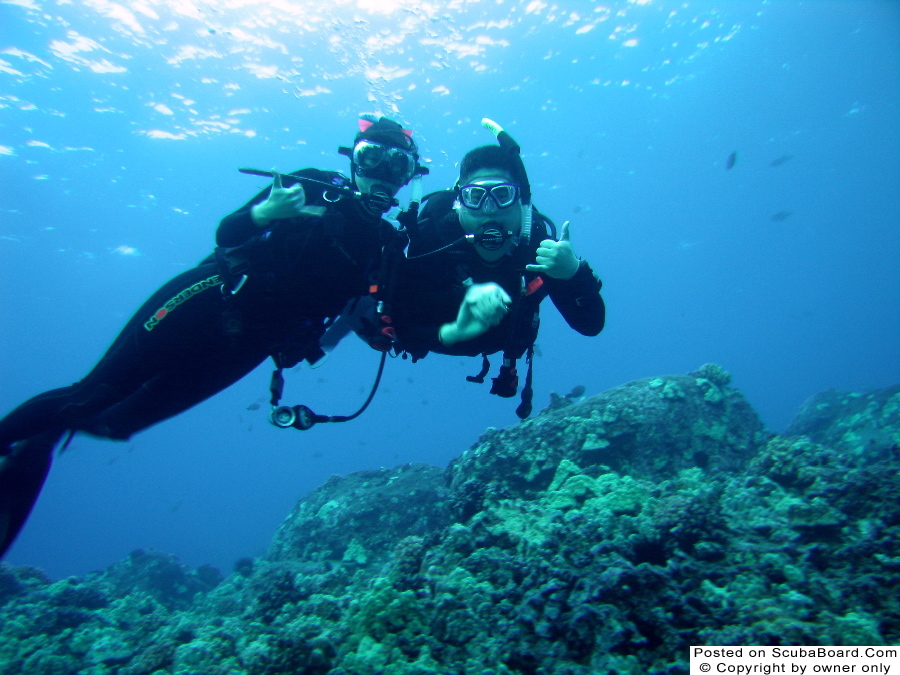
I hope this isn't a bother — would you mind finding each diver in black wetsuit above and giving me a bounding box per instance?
[388,119,605,418]
[0,114,425,559]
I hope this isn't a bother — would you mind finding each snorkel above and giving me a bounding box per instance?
[480,118,532,246]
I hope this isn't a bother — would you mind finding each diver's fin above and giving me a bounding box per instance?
[0,431,63,559]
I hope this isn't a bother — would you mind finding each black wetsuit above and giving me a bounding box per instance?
[0,168,398,557]
[391,190,605,361]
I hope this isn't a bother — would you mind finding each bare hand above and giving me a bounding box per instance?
[525,220,580,280]
[251,170,325,227]
[464,283,512,327]
[439,283,512,345]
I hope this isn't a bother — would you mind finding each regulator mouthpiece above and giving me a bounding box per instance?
[464,226,513,251]
[362,188,397,214]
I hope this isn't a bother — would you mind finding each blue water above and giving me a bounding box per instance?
[1,0,897,581]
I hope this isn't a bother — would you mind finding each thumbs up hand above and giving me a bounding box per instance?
[525,220,580,280]
[251,170,326,227]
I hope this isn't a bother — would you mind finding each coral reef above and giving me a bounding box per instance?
[0,366,897,674]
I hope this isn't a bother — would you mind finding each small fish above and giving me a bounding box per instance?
[246,402,260,411]
[725,151,737,170]
[770,154,793,167]
[566,385,586,399]
[770,210,792,222]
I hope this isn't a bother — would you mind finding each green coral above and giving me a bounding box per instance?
[693,363,733,386]
[82,628,134,665]
[663,380,686,400]
[342,540,369,566]
[0,375,897,674]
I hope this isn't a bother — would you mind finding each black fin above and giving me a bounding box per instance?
[0,431,62,559]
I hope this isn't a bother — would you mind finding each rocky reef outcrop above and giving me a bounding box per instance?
[0,367,897,674]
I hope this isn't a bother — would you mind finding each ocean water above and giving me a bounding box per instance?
[0,0,897,581]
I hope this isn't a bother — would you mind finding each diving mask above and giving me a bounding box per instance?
[458,181,519,210]
[353,141,417,184]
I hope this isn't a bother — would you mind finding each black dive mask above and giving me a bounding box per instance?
[353,141,417,184]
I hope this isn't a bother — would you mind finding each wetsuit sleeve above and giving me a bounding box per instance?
[216,185,273,247]
[543,259,605,336]
[395,318,503,358]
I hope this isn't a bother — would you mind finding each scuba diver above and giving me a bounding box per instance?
[0,114,424,559]
[388,119,605,418]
